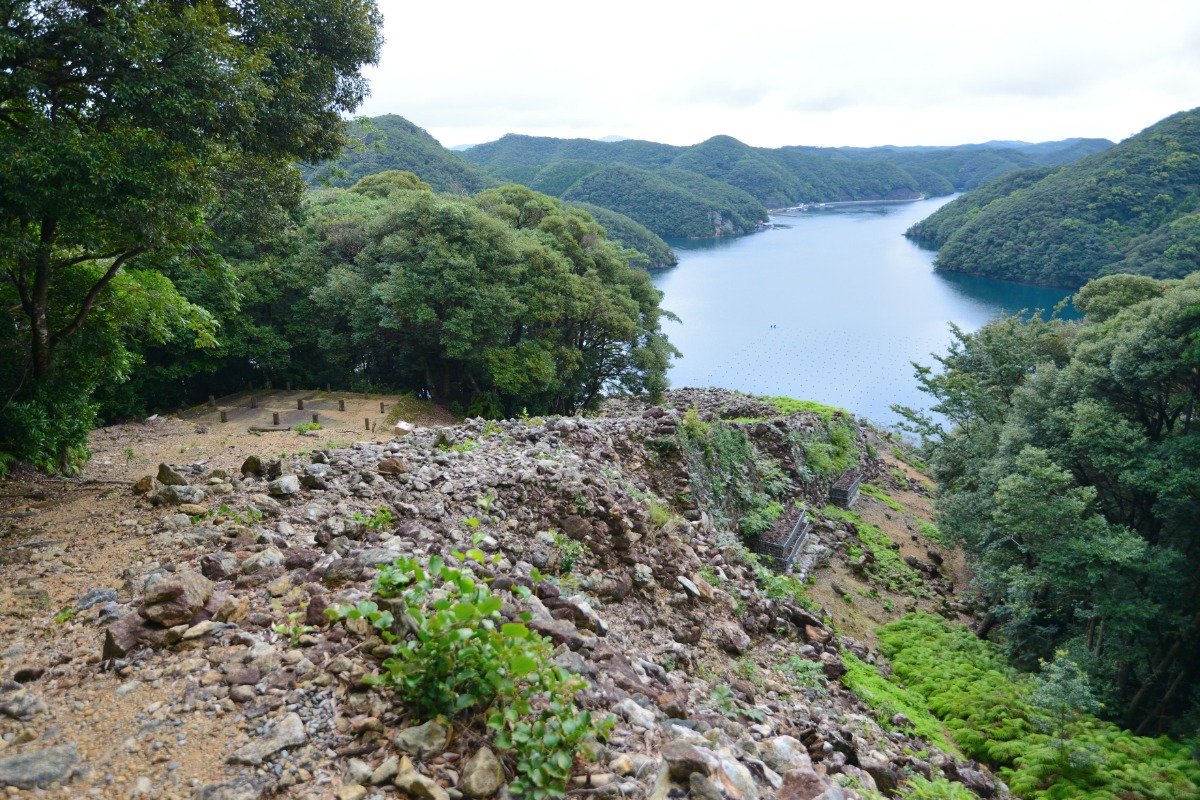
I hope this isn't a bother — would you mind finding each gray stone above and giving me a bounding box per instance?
[662,742,717,780]
[150,484,206,506]
[241,547,284,575]
[268,475,301,497]
[615,698,656,731]
[227,712,306,765]
[761,735,812,774]
[157,463,188,486]
[195,778,264,800]
[392,718,452,759]
[0,742,78,789]
[460,746,504,797]
[0,691,46,721]
[75,587,117,611]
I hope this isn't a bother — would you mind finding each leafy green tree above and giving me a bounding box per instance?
[904,272,1200,734]
[300,183,676,415]
[1032,650,1103,772]
[0,0,382,467]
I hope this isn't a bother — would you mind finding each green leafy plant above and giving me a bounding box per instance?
[272,610,316,646]
[293,421,322,433]
[550,531,588,574]
[781,656,827,694]
[53,607,77,625]
[897,776,977,800]
[329,554,610,798]
[352,506,395,532]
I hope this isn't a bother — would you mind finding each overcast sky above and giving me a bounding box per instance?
[358,0,1200,150]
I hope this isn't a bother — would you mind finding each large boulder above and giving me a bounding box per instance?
[140,570,213,627]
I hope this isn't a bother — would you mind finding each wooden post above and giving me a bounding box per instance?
[286,381,291,391]
[325,383,331,393]
[250,396,258,409]
[220,410,228,423]
[273,412,280,426]
[208,394,216,408]
[312,413,319,424]
[297,399,304,410]
[364,417,370,430]
[379,402,386,414]
[338,399,345,411]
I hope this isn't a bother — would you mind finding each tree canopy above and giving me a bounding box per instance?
[897,272,1200,736]
[0,0,383,469]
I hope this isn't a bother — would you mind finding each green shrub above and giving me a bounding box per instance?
[293,421,322,433]
[550,531,588,573]
[763,396,849,422]
[799,418,859,478]
[739,500,783,537]
[842,652,959,754]
[877,614,1200,799]
[677,415,789,536]
[330,553,610,798]
[898,776,977,799]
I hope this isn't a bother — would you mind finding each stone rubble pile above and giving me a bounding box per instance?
[0,390,1004,799]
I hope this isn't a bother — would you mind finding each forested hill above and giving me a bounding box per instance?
[905,107,1200,287]
[309,116,1109,241]
[302,115,498,194]
[462,131,1111,212]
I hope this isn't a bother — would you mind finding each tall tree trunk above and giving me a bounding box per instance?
[28,218,57,381]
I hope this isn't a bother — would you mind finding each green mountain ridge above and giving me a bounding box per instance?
[905,108,1200,287]
[307,115,1111,242]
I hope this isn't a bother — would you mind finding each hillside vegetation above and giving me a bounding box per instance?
[302,116,678,266]
[906,108,1200,286]
[896,272,1200,740]
[310,116,1110,240]
[461,130,1109,235]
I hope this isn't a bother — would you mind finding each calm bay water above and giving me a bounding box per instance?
[651,196,1076,426]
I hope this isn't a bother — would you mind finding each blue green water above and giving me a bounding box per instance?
[651,196,1076,426]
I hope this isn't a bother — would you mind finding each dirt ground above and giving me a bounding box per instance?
[0,390,455,798]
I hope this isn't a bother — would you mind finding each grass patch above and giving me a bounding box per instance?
[824,505,926,596]
[293,421,322,433]
[762,396,851,422]
[861,483,905,512]
[915,518,950,546]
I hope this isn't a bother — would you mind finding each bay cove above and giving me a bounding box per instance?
[651,196,1076,426]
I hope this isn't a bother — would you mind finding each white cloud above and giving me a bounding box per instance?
[357,0,1200,148]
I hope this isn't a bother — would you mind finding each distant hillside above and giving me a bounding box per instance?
[303,116,676,267]
[905,108,1200,287]
[463,132,1112,229]
[302,115,497,194]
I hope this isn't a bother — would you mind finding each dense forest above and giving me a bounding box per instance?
[304,115,678,266]
[906,108,1200,287]
[896,272,1200,738]
[311,117,1110,240]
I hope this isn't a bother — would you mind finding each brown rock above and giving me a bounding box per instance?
[377,457,408,476]
[132,476,153,494]
[140,570,214,627]
[662,742,718,781]
[779,766,831,800]
[718,621,751,654]
[803,624,831,645]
